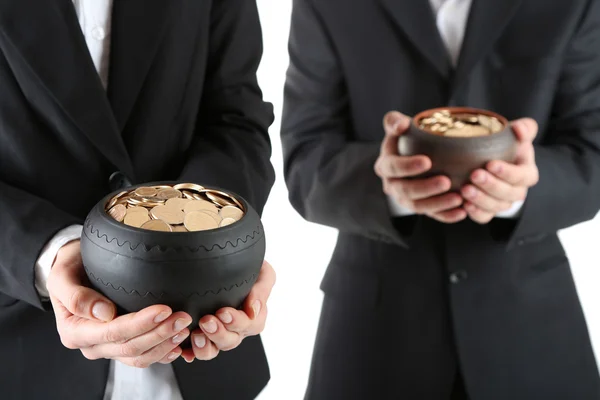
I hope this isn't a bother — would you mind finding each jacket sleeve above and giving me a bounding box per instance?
[498,0,600,247]
[281,0,414,247]
[178,0,275,215]
[0,181,81,309]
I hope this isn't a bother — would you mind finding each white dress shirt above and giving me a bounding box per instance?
[388,0,525,218]
[35,2,184,399]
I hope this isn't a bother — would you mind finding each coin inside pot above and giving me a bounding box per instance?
[399,107,518,191]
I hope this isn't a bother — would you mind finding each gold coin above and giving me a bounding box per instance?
[445,125,490,137]
[440,109,451,117]
[141,219,173,232]
[183,199,219,214]
[422,117,437,125]
[431,124,442,132]
[182,190,196,200]
[151,205,185,225]
[172,225,189,232]
[124,211,150,228]
[156,188,182,200]
[107,204,127,222]
[173,183,205,193]
[152,185,172,190]
[204,190,244,210]
[184,211,219,231]
[127,206,150,214]
[198,210,222,225]
[453,121,465,129]
[432,112,444,119]
[489,117,504,133]
[219,205,244,221]
[165,197,192,210]
[106,191,129,209]
[134,187,158,198]
[219,217,237,227]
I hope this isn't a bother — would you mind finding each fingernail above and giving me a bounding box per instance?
[490,163,502,174]
[411,161,423,170]
[92,302,113,322]
[436,179,448,189]
[252,300,261,319]
[218,312,233,324]
[168,352,180,361]
[174,318,190,332]
[201,320,217,334]
[194,334,207,348]
[184,356,194,364]
[172,331,188,344]
[154,311,171,324]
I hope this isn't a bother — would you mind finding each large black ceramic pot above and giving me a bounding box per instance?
[80,182,264,346]
[399,107,518,191]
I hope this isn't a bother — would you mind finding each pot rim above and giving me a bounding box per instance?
[412,106,510,140]
[98,181,251,237]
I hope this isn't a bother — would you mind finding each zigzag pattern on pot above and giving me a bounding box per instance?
[84,219,261,253]
[85,270,258,299]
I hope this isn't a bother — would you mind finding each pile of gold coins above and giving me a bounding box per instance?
[418,110,504,137]
[105,183,245,232]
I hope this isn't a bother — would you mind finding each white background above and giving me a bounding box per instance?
[254,1,600,399]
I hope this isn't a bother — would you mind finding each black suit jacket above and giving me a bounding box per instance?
[0,1,274,399]
[282,0,600,399]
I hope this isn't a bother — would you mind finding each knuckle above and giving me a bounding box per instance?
[120,341,142,358]
[132,357,150,369]
[67,288,87,315]
[60,336,77,350]
[80,348,99,361]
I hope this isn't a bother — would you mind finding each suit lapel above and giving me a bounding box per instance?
[452,0,523,89]
[107,0,172,132]
[379,0,452,79]
[0,0,135,179]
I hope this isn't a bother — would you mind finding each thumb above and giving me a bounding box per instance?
[381,111,411,156]
[47,261,116,322]
[511,118,538,143]
[244,260,276,320]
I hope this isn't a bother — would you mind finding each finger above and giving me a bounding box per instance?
[190,332,220,361]
[242,260,275,321]
[115,330,189,369]
[464,202,495,224]
[486,159,538,188]
[63,305,176,348]
[430,208,468,224]
[469,169,528,202]
[216,307,251,335]
[390,175,451,202]
[380,112,411,158]
[511,118,539,143]
[461,184,513,213]
[83,312,191,359]
[158,348,183,365]
[200,316,241,351]
[375,154,431,179]
[412,192,463,214]
[47,264,116,322]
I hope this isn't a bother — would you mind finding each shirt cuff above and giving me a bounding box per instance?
[387,195,416,217]
[495,200,524,219]
[35,224,83,299]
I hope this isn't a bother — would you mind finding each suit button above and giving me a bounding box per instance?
[108,171,132,191]
[449,270,468,284]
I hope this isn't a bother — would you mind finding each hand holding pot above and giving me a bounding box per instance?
[375,111,467,224]
[48,241,191,367]
[182,260,276,362]
[461,118,539,224]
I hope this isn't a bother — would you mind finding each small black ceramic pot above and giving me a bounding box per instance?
[399,107,518,191]
[80,182,264,347]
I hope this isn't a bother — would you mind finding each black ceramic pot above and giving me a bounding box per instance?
[80,182,264,346]
[399,107,518,191]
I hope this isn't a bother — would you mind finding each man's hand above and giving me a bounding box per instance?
[181,260,276,362]
[47,241,192,368]
[375,111,467,223]
[461,118,539,224]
